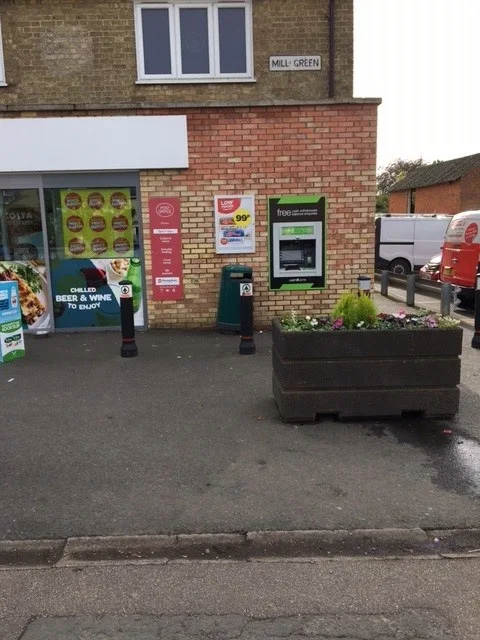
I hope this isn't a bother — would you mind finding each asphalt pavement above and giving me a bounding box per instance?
[1,294,480,540]
[1,556,480,639]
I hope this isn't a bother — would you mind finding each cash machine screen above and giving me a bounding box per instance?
[279,240,316,269]
[281,249,303,262]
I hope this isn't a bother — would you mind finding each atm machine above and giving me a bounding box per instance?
[273,222,323,279]
[268,196,326,291]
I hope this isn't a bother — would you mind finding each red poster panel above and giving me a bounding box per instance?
[148,197,184,301]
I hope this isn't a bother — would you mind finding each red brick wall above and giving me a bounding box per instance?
[414,182,461,214]
[388,191,408,213]
[389,183,461,215]
[460,168,480,211]
[140,103,377,328]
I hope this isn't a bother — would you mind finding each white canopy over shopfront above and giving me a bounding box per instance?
[0,115,189,173]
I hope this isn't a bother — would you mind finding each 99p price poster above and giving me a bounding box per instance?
[214,195,255,254]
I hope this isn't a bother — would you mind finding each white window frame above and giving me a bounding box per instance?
[134,0,254,84]
[0,18,6,86]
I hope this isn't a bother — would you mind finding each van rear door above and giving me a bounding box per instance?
[441,214,480,287]
[376,217,414,271]
[413,218,450,269]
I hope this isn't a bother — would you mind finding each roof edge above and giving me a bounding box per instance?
[0,97,383,113]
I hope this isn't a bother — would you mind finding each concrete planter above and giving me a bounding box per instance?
[272,318,463,422]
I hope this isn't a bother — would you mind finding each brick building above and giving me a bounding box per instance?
[389,153,480,216]
[0,0,380,331]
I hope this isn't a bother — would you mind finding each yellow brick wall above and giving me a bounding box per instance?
[0,0,353,108]
[139,103,377,329]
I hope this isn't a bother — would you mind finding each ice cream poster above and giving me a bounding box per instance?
[214,195,255,254]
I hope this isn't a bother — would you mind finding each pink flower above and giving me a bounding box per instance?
[425,315,438,328]
[394,310,407,319]
[332,317,344,330]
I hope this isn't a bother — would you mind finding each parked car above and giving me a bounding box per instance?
[419,253,442,281]
[375,215,451,275]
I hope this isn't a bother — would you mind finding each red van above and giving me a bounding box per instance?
[440,211,480,309]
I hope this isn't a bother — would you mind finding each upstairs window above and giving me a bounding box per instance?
[135,1,253,83]
[0,19,5,85]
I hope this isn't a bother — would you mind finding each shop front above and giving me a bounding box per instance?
[0,114,189,332]
[0,173,145,332]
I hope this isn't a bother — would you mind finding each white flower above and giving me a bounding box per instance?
[310,318,318,327]
[305,315,311,321]
[356,321,365,328]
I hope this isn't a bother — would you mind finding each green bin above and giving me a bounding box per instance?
[216,264,252,332]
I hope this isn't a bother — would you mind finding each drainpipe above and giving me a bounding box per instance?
[328,0,335,98]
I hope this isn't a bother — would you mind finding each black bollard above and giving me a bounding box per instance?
[472,265,480,350]
[119,279,138,358]
[239,278,256,355]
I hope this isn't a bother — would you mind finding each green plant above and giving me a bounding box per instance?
[331,292,379,330]
[355,293,379,327]
[438,315,461,329]
[280,310,332,332]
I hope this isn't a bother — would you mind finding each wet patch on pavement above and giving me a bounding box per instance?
[364,421,480,498]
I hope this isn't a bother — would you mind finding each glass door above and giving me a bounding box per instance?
[43,178,145,330]
[0,188,52,331]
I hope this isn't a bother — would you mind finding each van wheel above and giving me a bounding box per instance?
[388,259,411,275]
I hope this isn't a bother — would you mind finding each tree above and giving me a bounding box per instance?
[376,158,426,213]
[376,193,389,213]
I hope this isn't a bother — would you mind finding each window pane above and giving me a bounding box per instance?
[141,8,172,75]
[179,8,210,74]
[44,187,143,330]
[0,189,44,261]
[218,7,247,74]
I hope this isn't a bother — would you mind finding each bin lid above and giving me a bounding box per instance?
[222,264,251,272]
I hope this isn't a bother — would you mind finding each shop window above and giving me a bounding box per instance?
[44,186,145,330]
[0,19,6,86]
[135,0,253,83]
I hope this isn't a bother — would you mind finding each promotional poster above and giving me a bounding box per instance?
[215,195,255,254]
[0,260,52,331]
[61,189,134,259]
[50,256,144,329]
[0,281,25,363]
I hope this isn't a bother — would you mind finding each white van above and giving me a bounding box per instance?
[375,215,452,275]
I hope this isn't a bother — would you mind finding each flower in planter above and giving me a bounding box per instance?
[424,315,439,329]
[280,291,461,332]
